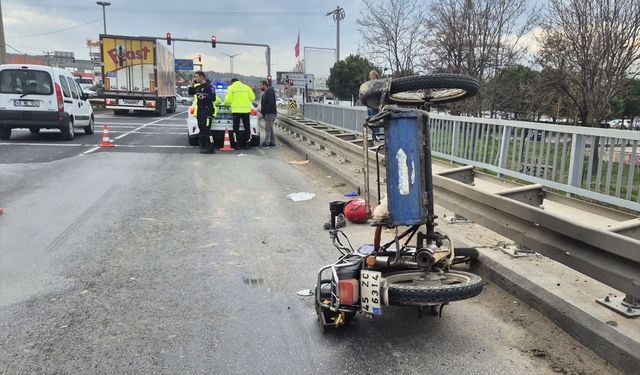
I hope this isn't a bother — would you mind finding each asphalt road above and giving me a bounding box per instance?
[0,109,619,374]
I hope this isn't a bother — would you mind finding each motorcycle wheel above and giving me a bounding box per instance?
[385,270,483,305]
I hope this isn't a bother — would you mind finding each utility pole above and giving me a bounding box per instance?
[0,0,6,64]
[222,53,241,74]
[326,5,345,63]
[96,2,111,35]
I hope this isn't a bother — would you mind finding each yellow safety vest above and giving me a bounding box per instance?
[223,81,256,113]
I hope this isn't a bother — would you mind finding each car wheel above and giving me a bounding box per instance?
[84,116,95,135]
[188,134,199,146]
[61,118,75,141]
[29,127,40,135]
[0,126,11,140]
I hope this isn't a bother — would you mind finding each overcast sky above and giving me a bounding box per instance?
[3,0,366,77]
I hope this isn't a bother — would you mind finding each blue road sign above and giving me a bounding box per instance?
[175,59,194,71]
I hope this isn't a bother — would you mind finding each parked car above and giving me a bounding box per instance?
[176,94,193,106]
[0,64,94,140]
[186,86,260,147]
[608,119,631,129]
[276,98,286,106]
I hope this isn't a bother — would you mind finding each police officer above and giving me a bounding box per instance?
[188,71,216,154]
[224,78,255,149]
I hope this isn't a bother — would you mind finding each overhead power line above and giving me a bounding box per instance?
[11,18,103,38]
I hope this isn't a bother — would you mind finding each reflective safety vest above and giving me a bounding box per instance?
[223,81,256,113]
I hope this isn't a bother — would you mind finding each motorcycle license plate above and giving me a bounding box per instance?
[360,270,382,315]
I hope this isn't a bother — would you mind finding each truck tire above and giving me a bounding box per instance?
[385,270,483,305]
[0,126,11,140]
[167,98,176,113]
[157,98,168,116]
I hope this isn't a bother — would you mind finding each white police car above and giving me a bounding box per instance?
[186,83,260,147]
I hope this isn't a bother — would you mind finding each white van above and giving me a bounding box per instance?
[0,64,94,140]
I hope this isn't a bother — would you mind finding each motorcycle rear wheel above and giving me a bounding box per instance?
[385,270,482,305]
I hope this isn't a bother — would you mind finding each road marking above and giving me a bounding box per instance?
[0,142,86,147]
[95,122,186,126]
[113,110,187,141]
[107,131,185,135]
[1,143,191,149]
[82,110,187,155]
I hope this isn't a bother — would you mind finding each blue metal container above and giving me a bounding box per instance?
[385,112,427,227]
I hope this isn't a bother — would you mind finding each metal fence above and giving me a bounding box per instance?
[303,103,640,212]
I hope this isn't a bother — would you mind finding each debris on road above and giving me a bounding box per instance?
[296,289,314,296]
[343,191,358,197]
[287,192,316,201]
[288,160,310,165]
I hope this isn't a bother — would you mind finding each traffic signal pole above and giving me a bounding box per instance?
[156,35,272,77]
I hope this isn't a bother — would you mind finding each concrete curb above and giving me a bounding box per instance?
[276,118,639,375]
[276,126,361,192]
[471,256,639,375]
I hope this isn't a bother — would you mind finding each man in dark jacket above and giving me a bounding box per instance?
[259,79,277,147]
[188,71,216,154]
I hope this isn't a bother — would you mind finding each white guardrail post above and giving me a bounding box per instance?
[567,134,586,190]
[497,126,511,178]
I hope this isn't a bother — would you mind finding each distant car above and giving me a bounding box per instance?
[0,64,94,140]
[186,85,260,147]
[608,119,631,129]
[176,94,193,106]
[276,98,286,106]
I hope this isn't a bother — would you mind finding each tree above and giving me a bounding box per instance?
[326,55,379,100]
[292,59,304,73]
[537,0,640,129]
[610,78,640,126]
[490,65,539,120]
[356,0,426,76]
[423,0,536,114]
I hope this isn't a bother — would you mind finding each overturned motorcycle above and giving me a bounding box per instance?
[315,74,483,333]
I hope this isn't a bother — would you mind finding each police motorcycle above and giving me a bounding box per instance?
[315,74,483,332]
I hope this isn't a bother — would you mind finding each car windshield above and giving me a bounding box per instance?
[0,69,53,95]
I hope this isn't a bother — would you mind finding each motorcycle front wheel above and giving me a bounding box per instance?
[385,270,483,305]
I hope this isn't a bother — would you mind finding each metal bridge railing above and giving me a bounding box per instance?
[303,103,640,212]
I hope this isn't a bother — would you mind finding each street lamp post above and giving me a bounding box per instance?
[222,53,241,74]
[96,1,111,35]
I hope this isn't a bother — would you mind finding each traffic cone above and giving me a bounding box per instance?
[99,124,115,148]
[220,128,235,151]
[0,208,4,215]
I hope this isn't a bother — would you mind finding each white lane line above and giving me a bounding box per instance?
[114,110,187,140]
[81,110,187,156]
[95,122,186,126]
[0,142,192,150]
[0,143,86,147]
[107,131,185,135]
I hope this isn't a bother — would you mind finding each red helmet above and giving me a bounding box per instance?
[344,199,369,224]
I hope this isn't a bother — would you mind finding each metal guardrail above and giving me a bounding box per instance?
[304,103,640,212]
[276,113,640,314]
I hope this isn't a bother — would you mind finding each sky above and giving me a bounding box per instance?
[2,0,366,77]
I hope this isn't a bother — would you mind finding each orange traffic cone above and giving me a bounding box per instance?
[220,128,235,151]
[99,124,115,148]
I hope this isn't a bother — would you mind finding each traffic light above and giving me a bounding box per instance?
[198,54,202,62]
[211,36,216,48]
[267,75,272,83]
[166,32,172,46]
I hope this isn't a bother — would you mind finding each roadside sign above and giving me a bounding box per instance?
[289,99,298,109]
[175,59,194,71]
[276,71,314,88]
